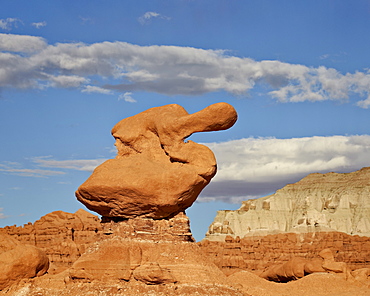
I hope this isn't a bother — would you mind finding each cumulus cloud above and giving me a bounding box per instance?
[118,92,136,103]
[199,135,370,203]
[0,33,47,52]
[138,11,171,25]
[2,34,370,107]
[31,21,47,29]
[0,18,22,30]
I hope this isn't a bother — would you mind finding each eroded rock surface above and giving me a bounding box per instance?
[0,209,101,274]
[259,248,348,282]
[76,103,237,219]
[199,232,370,274]
[0,234,49,290]
[206,167,370,240]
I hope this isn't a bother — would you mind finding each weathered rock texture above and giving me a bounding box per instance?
[206,167,370,240]
[0,209,101,274]
[76,103,237,219]
[0,234,49,290]
[199,232,370,275]
[0,213,245,296]
[68,211,228,286]
[259,248,351,282]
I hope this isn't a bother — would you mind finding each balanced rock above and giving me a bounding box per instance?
[0,234,49,290]
[76,103,237,219]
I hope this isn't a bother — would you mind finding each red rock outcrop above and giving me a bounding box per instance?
[199,232,370,275]
[68,212,230,285]
[0,209,101,274]
[0,234,49,290]
[0,212,245,296]
[259,248,352,282]
[76,103,237,219]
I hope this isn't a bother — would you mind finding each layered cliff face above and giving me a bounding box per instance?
[206,167,370,241]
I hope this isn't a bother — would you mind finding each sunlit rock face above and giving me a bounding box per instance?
[0,234,49,290]
[76,103,237,219]
[206,167,370,240]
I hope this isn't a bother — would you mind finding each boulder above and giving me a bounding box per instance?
[0,234,49,290]
[76,103,237,219]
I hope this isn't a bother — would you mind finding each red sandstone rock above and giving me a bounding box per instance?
[0,209,102,274]
[260,257,308,282]
[351,268,370,282]
[199,232,370,274]
[259,249,352,282]
[132,262,176,285]
[0,234,49,290]
[76,103,237,219]
[69,212,231,287]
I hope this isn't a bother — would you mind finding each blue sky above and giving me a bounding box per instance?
[1,0,370,241]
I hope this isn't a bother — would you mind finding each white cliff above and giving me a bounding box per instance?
[205,167,370,241]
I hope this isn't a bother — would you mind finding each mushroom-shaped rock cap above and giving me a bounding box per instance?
[76,102,237,219]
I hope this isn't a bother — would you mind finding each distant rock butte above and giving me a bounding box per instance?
[206,167,370,240]
[76,103,237,219]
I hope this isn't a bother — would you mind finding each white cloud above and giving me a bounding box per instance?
[0,162,65,178]
[31,21,47,29]
[48,74,89,88]
[2,34,370,107]
[118,92,136,103]
[0,33,47,52]
[5,135,369,203]
[138,11,171,25]
[0,18,21,30]
[33,157,107,172]
[82,85,113,94]
[0,157,107,178]
[199,135,370,202]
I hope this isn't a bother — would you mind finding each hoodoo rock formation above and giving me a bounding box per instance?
[76,103,237,219]
[206,167,370,240]
[0,103,244,295]
[1,103,369,295]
